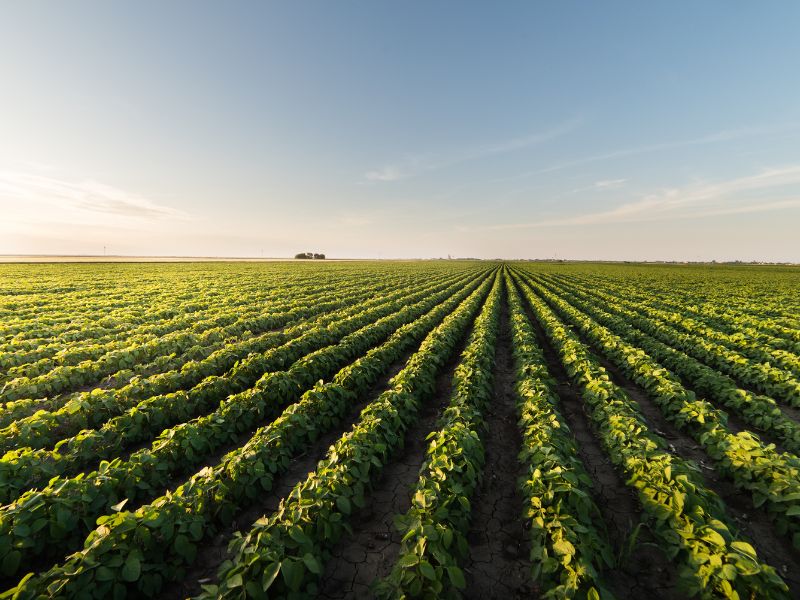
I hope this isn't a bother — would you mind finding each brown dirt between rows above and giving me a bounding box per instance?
[149,276,800,599]
[540,276,800,455]
[537,274,800,591]
[597,354,800,593]
[461,292,532,599]
[565,313,800,596]
[161,355,411,600]
[513,276,685,600]
[316,312,476,599]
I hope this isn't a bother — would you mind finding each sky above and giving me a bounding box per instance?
[1,2,799,262]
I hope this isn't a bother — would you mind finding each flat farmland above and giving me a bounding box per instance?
[0,261,799,599]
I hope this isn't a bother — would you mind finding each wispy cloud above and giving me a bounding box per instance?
[362,117,582,183]
[0,170,187,222]
[362,166,406,183]
[488,165,800,230]
[593,178,627,188]
[495,123,800,183]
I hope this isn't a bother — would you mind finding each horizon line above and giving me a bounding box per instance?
[0,254,798,266]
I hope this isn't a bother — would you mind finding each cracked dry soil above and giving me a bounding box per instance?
[534,274,800,597]
[167,280,800,599]
[462,294,532,599]
[163,355,411,600]
[513,276,685,599]
[318,316,475,599]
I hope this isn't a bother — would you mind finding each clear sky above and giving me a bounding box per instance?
[1,2,799,261]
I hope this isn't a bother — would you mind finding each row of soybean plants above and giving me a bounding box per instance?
[0,269,467,450]
[0,279,348,430]
[205,265,794,600]
[0,264,295,352]
[0,261,357,331]
[509,269,790,599]
[0,271,389,383]
[3,269,498,598]
[561,269,800,349]
[600,264,797,325]
[555,272,800,357]
[207,268,607,600]
[553,272,800,377]
[374,271,503,598]
[0,261,446,375]
[520,273,800,554]
[7,262,789,598]
[205,271,498,599]
[504,273,613,599]
[0,268,491,581]
[0,286,359,430]
[0,268,424,407]
[0,269,480,507]
[0,265,413,378]
[546,274,800,403]
[0,265,470,437]
[535,274,800,455]
[377,270,612,599]
[0,282,272,378]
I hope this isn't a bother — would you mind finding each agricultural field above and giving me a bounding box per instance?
[0,260,798,599]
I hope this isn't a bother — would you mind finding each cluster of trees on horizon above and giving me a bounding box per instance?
[294,252,325,260]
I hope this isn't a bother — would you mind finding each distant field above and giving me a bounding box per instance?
[0,260,798,599]
[0,256,348,263]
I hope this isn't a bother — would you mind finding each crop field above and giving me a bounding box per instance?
[0,260,799,600]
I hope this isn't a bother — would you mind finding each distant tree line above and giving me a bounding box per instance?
[294,252,326,259]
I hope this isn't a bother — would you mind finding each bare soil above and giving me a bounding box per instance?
[163,354,412,599]
[578,326,800,596]
[462,295,533,599]
[546,277,800,450]
[514,276,685,599]
[317,319,476,599]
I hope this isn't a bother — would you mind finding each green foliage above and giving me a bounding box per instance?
[206,272,497,599]
[0,260,797,599]
[505,273,614,599]
[4,267,496,598]
[512,269,791,599]
[377,275,502,598]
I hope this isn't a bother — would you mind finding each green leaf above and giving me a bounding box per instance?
[121,555,141,582]
[419,560,436,581]
[174,534,196,562]
[703,529,725,547]
[245,582,262,597]
[261,562,281,590]
[226,573,243,589]
[95,566,115,582]
[336,495,351,515]
[730,541,757,558]
[398,553,419,568]
[288,527,311,547]
[446,566,466,589]
[552,538,575,556]
[281,558,305,591]
[441,528,453,548]
[720,564,738,581]
[302,553,322,575]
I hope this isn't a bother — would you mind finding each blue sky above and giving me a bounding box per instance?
[1,2,799,260]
